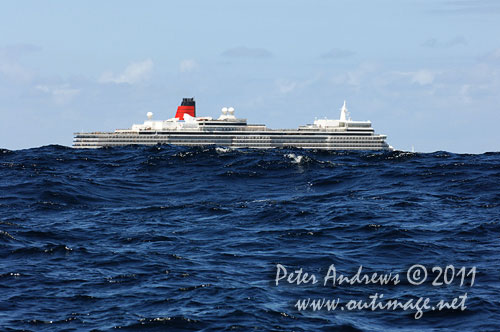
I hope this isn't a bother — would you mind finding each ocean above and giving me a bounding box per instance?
[1,145,499,331]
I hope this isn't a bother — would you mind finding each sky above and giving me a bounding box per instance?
[0,0,499,152]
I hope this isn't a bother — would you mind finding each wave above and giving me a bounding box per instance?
[0,144,498,331]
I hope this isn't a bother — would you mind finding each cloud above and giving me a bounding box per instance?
[321,48,355,59]
[411,70,435,85]
[0,43,41,83]
[331,63,378,87]
[276,79,297,94]
[221,46,272,58]
[36,84,80,105]
[329,65,438,90]
[422,36,467,48]
[429,0,500,15]
[275,75,320,94]
[393,70,436,86]
[481,48,500,62]
[99,59,153,84]
[0,62,34,82]
[491,48,500,59]
[460,84,472,102]
[179,59,198,72]
[0,43,42,60]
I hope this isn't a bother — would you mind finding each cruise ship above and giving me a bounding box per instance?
[73,98,392,150]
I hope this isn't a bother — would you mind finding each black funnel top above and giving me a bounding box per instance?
[181,98,195,107]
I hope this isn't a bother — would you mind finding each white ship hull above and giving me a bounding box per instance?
[73,130,391,150]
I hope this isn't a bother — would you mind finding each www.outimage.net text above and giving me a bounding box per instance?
[274,263,476,319]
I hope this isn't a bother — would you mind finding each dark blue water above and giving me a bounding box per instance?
[1,145,499,331]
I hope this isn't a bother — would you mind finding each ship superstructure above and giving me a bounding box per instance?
[73,98,392,150]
